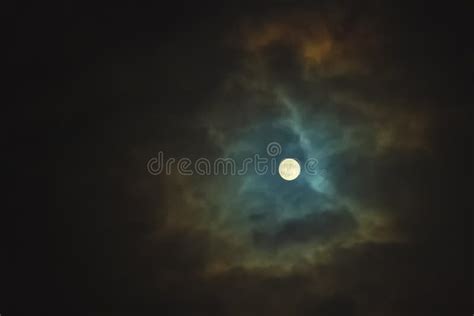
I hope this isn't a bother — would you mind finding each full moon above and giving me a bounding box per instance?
[278,158,301,181]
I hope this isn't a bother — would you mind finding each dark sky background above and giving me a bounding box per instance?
[11,1,472,315]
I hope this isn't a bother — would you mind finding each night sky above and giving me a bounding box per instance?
[11,2,472,315]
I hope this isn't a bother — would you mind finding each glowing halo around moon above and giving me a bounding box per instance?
[278,158,301,181]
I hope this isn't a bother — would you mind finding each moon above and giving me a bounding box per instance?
[278,158,301,181]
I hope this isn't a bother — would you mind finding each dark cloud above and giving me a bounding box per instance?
[254,207,357,247]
